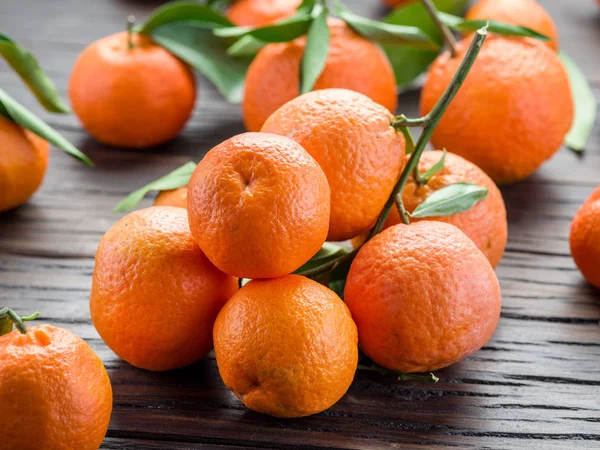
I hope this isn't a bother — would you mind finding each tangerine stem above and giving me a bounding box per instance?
[127,15,136,50]
[0,308,39,336]
[373,25,488,236]
[420,0,457,57]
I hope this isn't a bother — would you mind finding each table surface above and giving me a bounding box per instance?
[1,0,599,449]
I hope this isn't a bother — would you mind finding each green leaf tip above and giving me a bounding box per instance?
[410,182,488,219]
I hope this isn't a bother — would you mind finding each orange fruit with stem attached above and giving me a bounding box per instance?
[154,186,188,208]
[226,0,301,27]
[214,275,358,418]
[243,18,398,132]
[69,31,196,149]
[0,116,49,213]
[0,324,113,450]
[371,151,507,268]
[466,0,559,50]
[345,221,502,373]
[90,207,238,371]
[187,132,330,279]
[421,35,573,185]
[570,185,600,289]
[262,88,406,241]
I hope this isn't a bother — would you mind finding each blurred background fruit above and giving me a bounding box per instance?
[262,88,405,241]
[214,275,358,418]
[345,221,502,373]
[69,31,196,149]
[421,35,573,184]
[226,0,301,26]
[243,19,397,132]
[91,207,238,371]
[570,185,600,289]
[154,186,188,208]
[187,132,330,278]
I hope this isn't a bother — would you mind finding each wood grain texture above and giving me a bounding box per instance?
[1,0,599,449]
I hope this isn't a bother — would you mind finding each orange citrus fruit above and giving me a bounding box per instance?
[345,221,502,373]
[69,31,196,149]
[421,35,573,185]
[243,18,398,132]
[154,186,187,208]
[466,0,559,50]
[90,206,238,371]
[570,185,600,289]
[187,132,330,278]
[262,88,406,241]
[0,116,49,213]
[214,275,358,418]
[226,0,301,27]
[381,151,507,268]
[1,324,113,450]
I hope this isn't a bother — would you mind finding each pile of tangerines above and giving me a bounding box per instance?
[2,0,600,448]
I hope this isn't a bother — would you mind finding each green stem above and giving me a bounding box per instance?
[391,116,428,128]
[420,0,457,57]
[127,15,136,50]
[376,25,488,234]
[296,249,358,278]
[0,308,39,336]
[357,364,439,383]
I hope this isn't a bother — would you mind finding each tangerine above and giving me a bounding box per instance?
[69,31,196,148]
[154,186,188,208]
[90,206,238,371]
[570,185,600,289]
[345,221,502,373]
[226,0,301,27]
[421,35,573,185]
[262,88,406,241]
[213,275,358,418]
[243,18,397,132]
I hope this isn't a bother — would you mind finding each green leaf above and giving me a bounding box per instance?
[113,162,196,213]
[0,89,93,167]
[438,12,550,41]
[152,22,252,104]
[207,0,234,11]
[419,148,446,182]
[0,33,70,113]
[560,51,598,152]
[410,182,488,218]
[214,12,314,42]
[337,6,439,51]
[227,35,266,57]
[383,0,467,88]
[294,243,349,275]
[300,6,329,94]
[137,1,232,34]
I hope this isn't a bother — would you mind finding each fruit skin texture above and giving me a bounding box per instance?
[187,132,330,279]
[227,0,301,27]
[0,116,49,212]
[384,151,507,268]
[243,19,398,132]
[214,275,358,418]
[570,186,600,289]
[262,89,405,241]
[345,221,502,373]
[466,0,559,50]
[421,36,573,185]
[154,186,188,208]
[69,31,196,149]
[90,207,238,371]
[0,325,113,450]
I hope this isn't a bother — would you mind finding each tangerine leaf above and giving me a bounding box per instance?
[152,23,251,103]
[294,243,349,275]
[0,33,70,113]
[300,5,329,94]
[227,35,266,57]
[419,148,446,182]
[410,182,488,218]
[438,12,550,41]
[113,161,197,213]
[561,51,598,152]
[214,13,314,42]
[138,1,232,34]
[337,6,439,51]
[0,89,92,167]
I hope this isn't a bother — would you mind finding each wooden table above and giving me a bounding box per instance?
[1,0,599,448]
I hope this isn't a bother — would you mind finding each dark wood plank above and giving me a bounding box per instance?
[1,0,599,449]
